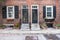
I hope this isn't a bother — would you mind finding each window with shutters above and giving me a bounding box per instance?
[7,6,14,19]
[46,6,53,19]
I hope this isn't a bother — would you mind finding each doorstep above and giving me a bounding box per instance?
[20,24,30,31]
[31,24,40,30]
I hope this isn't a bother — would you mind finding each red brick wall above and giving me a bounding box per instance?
[0,0,60,25]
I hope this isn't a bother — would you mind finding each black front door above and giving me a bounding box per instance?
[22,9,28,23]
[32,9,38,23]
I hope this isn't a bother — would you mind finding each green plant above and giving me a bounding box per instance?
[0,0,5,2]
[56,24,60,27]
[41,23,47,27]
[14,23,20,29]
[40,23,47,29]
[0,25,6,29]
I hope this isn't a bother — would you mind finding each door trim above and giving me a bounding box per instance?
[31,4,39,24]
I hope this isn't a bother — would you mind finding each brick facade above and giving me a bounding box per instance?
[0,0,60,29]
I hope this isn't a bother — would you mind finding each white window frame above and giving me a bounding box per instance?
[46,6,53,19]
[7,6,15,19]
[31,5,39,24]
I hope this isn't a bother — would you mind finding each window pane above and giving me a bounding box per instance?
[47,7,51,12]
[32,6,37,8]
[8,7,13,12]
[22,5,28,9]
[8,13,12,17]
[47,12,51,17]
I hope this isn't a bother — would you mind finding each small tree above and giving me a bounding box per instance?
[0,0,5,2]
[14,23,20,29]
[56,24,60,27]
[56,24,60,29]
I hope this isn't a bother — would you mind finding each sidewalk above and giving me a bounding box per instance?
[0,29,60,34]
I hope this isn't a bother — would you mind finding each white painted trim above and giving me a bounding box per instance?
[31,5,39,24]
[7,6,15,19]
[46,6,53,19]
[31,5,39,9]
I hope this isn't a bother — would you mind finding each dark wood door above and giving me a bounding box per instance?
[32,9,38,23]
[22,9,28,23]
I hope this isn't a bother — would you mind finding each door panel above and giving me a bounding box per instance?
[22,9,28,23]
[32,9,38,23]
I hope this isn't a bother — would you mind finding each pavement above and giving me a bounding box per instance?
[0,29,60,34]
[0,29,60,40]
[0,33,60,40]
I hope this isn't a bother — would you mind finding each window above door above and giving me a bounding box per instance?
[31,5,39,9]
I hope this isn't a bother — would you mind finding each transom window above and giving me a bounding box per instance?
[46,6,53,19]
[7,6,14,19]
[22,5,28,9]
[32,5,38,9]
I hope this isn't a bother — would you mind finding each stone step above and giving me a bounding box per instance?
[31,24,40,30]
[21,24,30,30]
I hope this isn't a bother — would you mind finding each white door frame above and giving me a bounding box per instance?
[31,5,39,24]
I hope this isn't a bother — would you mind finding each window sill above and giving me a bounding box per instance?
[45,17,54,19]
[7,19,14,21]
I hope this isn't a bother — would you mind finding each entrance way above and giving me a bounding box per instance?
[31,5,40,30]
[21,5,30,30]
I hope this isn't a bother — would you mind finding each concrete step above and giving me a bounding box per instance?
[21,24,30,30]
[31,24,40,30]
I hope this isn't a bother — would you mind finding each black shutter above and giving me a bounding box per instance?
[43,6,46,18]
[53,6,56,18]
[2,6,7,18]
[15,6,19,18]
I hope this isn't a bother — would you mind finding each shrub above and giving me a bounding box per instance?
[0,25,6,29]
[0,0,5,2]
[14,23,20,29]
[56,24,60,27]
[41,23,47,27]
